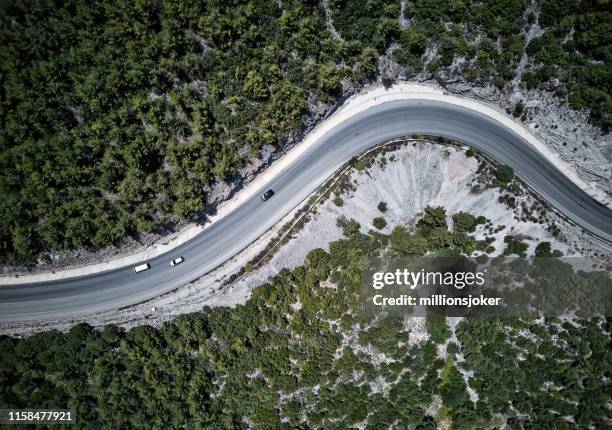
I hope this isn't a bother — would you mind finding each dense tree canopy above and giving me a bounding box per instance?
[1,0,609,262]
[1,210,608,428]
[0,0,374,262]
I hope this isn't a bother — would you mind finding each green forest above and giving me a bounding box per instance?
[1,0,610,262]
[1,209,610,428]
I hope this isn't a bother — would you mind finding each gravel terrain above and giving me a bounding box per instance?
[3,142,608,336]
[238,142,608,291]
[377,58,612,198]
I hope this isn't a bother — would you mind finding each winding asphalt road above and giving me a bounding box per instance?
[1,99,611,322]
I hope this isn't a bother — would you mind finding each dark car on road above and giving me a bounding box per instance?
[261,189,275,201]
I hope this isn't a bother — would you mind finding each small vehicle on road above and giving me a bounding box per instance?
[261,189,275,201]
[170,256,185,267]
[133,263,151,273]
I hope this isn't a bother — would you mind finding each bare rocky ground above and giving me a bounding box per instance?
[448,77,612,191]
[238,142,609,289]
[379,57,612,196]
[4,66,610,276]
[3,141,609,336]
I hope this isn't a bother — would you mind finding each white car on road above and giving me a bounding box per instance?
[170,256,185,266]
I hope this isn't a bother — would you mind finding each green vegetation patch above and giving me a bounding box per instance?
[1,208,608,428]
[0,0,380,263]
[1,0,610,262]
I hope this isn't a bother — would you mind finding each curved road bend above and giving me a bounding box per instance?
[1,100,611,322]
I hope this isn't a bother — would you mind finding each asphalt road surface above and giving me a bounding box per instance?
[2,100,611,322]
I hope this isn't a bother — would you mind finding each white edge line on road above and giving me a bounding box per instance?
[2,82,609,285]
